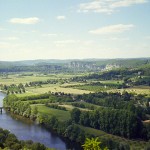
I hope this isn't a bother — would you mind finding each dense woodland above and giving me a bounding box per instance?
[72,66,150,83]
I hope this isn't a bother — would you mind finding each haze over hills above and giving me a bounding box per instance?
[0,57,149,73]
[0,57,150,65]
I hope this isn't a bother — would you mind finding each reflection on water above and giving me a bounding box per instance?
[0,92,70,150]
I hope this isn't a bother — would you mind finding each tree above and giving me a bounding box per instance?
[22,88,26,93]
[118,142,130,150]
[18,83,24,89]
[30,105,38,120]
[32,106,38,115]
[71,108,81,123]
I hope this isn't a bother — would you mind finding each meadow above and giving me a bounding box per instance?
[0,73,92,95]
[32,105,70,122]
[110,86,150,96]
[0,73,81,85]
[26,84,91,95]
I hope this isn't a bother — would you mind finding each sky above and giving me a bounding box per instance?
[0,0,150,61]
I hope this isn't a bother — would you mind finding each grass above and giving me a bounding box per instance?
[0,74,55,85]
[62,80,123,92]
[23,99,50,104]
[60,82,86,87]
[58,104,75,111]
[79,125,149,150]
[0,73,87,86]
[109,87,150,96]
[26,84,92,95]
[16,91,36,97]
[58,104,91,111]
[70,85,111,92]
[32,105,70,122]
[100,80,123,84]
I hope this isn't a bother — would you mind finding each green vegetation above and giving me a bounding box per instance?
[0,128,52,150]
[26,84,91,95]
[0,58,149,73]
[1,59,150,149]
[35,105,70,122]
[82,137,108,150]
[64,82,122,92]
[80,125,150,150]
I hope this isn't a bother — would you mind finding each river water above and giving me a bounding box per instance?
[0,92,76,150]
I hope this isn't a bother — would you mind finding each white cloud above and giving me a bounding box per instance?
[78,0,147,14]
[56,16,66,20]
[42,33,58,37]
[0,42,8,48]
[54,40,79,47]
[54,40,95,47]
[111,0,148,8]
[82,40,95,45]
[1,37,19,40]
[9,17,40,24]
[0,42,21,49]
[99,37,129,41]
[89,24,134,35]
[109,37,129,41]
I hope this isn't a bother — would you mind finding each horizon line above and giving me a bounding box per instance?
[0,57,150,62]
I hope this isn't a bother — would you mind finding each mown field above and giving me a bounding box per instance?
[26,84,91,95]
[0,74,51,85]
[0,73,92,95]
[1,73,149,96]
[0,73,83,85]
[110,86,150,96]
[61,80,125,93]
[32,105,70,122]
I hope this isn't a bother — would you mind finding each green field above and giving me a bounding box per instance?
[16,91,38,97]
[0,73,83,85]
[32,105,70,122]
[58,104,92,111]
[110,86,150,96]
[26,84,91,95]
[69,84,111,92]
[0,74,93,95]
[0,74,52,85]
[61,80,124,92]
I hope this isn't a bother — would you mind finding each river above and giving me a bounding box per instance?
[0,92,77,150]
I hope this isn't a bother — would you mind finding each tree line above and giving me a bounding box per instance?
[0,83,26,94]
[71,108,143,139]
[4,95,38,120]
[0,128,50,150]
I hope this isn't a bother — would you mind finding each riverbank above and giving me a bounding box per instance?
[0,92,71,150]
[0,127,52,150]
[3,92,150,150]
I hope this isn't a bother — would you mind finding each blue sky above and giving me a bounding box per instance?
[0,0,150,61]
